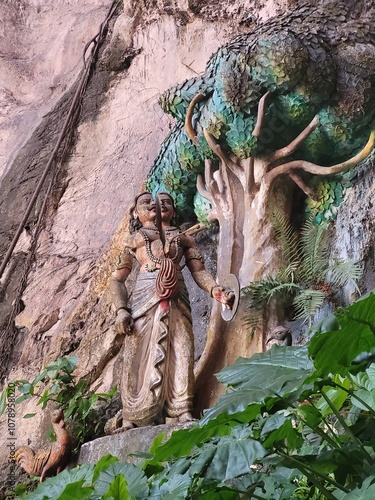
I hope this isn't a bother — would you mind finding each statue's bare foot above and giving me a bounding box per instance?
[104,411,134,435]
[177,411,194,423]
[112,421,134,434]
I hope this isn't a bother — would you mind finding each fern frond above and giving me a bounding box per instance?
[292,289,326,322]
[243,309,263,339]
[327,259,363,293]
[271,210,300,266]
[299,216,329,284]
[277,262,300,281]
[242,278,299,309]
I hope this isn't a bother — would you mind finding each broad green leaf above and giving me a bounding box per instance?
[201,398,262,424]
[316,376,350,416]
[93,463,148,500]
[26,464,94,500]
[92,454,119,484]
[333,475,375,499]
[148,416,234,463]
[216,346,313,391]
[15,394,32,404]
[296,403,323,428]
[263,420,303,451]
[204,347,314,419]
[309,294,375,377]
[150,472,192,499]
[197,484,246,499]
[238,468,300,500]
[102,474,130,500]
[149,431,166,455]
[260,412,288,437]
[351,388,375,411]
[204,426,266,481]
[56,480,93,500]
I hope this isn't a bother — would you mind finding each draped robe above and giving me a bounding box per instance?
[121,270,194,425]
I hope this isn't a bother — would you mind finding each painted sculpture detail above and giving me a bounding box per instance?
[108,192,233,431]
[14,410,71,482]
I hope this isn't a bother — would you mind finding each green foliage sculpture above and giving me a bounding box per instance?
[144,2,375,411]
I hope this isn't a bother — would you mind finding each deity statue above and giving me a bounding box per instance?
[108,192,233,432]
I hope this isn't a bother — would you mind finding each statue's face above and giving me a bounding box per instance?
[157,193,175,223]
[134,193,156,224]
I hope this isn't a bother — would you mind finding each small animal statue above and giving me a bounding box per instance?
[14,409,71,482]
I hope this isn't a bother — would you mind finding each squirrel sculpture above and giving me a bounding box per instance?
[14,409,71,482]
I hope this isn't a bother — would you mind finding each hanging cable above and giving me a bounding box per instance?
[0,0,120,280]
[0,0,121,380]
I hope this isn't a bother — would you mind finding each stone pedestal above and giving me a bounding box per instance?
[78,422,192,465]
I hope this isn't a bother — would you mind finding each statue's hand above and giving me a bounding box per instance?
[212,286,235,309]
[115,309,134,335]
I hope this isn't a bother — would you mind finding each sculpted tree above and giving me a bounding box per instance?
[146,1,375,410]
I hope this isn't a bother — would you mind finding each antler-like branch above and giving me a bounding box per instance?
[266,115,320,166]
[203,129,230,166]
[213,170,225,193]
[196,174,213,203]
[203,129,244,180]
[264,130,375,188]
[288,171,316,198]
[205,158,220,199]
[252,91,271,138]
[185,92,205,145]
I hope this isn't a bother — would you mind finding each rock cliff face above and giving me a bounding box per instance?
[0,0,373,488]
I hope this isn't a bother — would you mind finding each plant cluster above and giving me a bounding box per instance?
[242,212,362,325]
[20,292,375,499]
[0,356,116,450]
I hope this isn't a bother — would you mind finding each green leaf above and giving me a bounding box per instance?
[216,345,313,393]
[292,289,326,321]
[102,474,130,500]
[315,376,350,416]
[15,394,32,404]
[23,413,37,419]
[26,464,94,500]
[333,475,375,499]
[150,472,192,499]
[92,454,119,484]
[201,400,262,425]
[260,412,288,437]
[296,402,323,428]
[309,294,375,376]
[263,419,303,451]
[204,426,266,481]
[148,417,233,464]
[149,431,166,455]
[56,480,93,500]
[18,382,33,394]
[93,463,148,500]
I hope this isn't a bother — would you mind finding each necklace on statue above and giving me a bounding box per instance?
[139,228,181,264]
[139,228,181,299]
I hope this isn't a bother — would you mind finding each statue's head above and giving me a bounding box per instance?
[157,192,176,225]
[129,191,177,233]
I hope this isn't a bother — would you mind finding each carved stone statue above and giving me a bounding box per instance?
[108,192,233,432]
